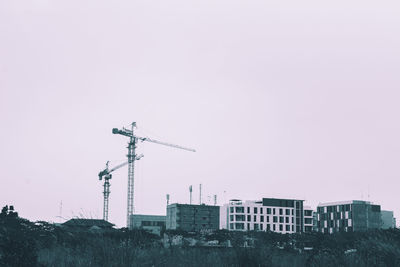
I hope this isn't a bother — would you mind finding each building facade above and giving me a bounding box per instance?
[166,203,220,232]
[304,206,314,232]
[316,200,382,233]
[130,214,166,235]
[381,210,396,229]
[220,198,305,234]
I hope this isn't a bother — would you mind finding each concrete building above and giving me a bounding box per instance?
[166,203,220,232]
[381,210,396,229]
[220,198,305,233]
[129,214,166,235]
[316,200,382,233]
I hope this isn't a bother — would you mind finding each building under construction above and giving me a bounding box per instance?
[166,203,220,232]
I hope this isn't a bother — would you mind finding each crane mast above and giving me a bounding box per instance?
[112,122,195,228]
[127,122,136,227]
[103,174,110,221]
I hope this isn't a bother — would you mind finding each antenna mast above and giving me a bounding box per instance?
[199,184,202,205]
[189,185,192,205]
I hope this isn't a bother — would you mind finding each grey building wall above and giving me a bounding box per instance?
[312,213,318,232]
[381,210,395,229]
[167,203,220,232]
[352,203,381,231]
[130,214,166,235]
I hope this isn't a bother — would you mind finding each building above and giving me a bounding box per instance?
[304,206,314,232]
[316,200,382,233]
[166,203,220,232]
[130,214,166,235]
[62,219,114,231]
[381,210,396,229]
[220,198,305,233]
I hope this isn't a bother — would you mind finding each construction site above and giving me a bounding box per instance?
[97,121,199,230]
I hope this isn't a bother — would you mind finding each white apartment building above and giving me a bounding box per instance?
[220,198,306,234]
[304,206,314,232]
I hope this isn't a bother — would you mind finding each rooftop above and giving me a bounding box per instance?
[317,200,372,207]
[62,219,114,228]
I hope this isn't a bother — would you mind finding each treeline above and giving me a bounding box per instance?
[1,208,400,266]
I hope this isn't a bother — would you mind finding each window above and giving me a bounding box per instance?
[305,210,312,216]
[285,217,289,223]
[254,215,257,222]
[273,208,276,215]
[230,207,234,213]
[260,208,263,214]
[247,223,250,230]
[273,224,276,231]
[267,224,270,231]
[267,208,271,214]
[267,216,270,223]
[235,223,244,230]
[286,209,290,215]
[254,224,259,230]
[230,223,234,230]
[292,225,294,231]
[279,217,284,223]
[247,215,251,221]
[236,207,244,213]
[292,217,294,223]
[273,216,278,223]
[279,209,283,215]
[279,224,283,231]
[260,224,263,230]
[286,225,290,231]
[230,215,234,221]
[254,207,258,214]
[260,216,264,222]
[247,207,250,213]
[236,215,245,221]
[305,218,312,224]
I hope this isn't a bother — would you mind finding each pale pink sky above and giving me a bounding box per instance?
[1,0,400,227]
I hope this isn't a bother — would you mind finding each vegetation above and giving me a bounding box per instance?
[1,206,400,267]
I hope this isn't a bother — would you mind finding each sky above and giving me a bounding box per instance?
[1,0,400,228]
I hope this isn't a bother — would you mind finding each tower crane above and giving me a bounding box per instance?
[98,158,140,221]
[112,122,195,228]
